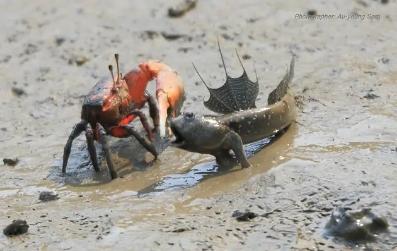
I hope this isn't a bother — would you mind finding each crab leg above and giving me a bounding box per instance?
[62,120,87,173]
[122,125,158,159]
[144,91,159,131]
[97,124,117,179]
[85,124,99,172]
[128,109,155,141]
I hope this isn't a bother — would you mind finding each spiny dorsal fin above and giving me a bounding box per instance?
[267,56,295,105]
[192,63,234,113]
[194,41,259,114]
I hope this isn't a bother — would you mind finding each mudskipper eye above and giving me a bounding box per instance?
[184,112,195,121]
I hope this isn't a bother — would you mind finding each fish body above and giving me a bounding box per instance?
[171,55,296,168]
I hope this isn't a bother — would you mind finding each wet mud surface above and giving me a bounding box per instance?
[0,0,396,250]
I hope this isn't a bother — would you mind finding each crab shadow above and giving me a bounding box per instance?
[137,129,287,196]
[48,132,169,186]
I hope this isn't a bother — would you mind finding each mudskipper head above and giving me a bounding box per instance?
[170,112,198,148]
[170,113,229,152]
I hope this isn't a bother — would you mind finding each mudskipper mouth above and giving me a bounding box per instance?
[170,123,185,147]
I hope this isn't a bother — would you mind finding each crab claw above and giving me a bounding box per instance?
[157,90,170,138]
[145,61,185,138]
[156,84,185,138]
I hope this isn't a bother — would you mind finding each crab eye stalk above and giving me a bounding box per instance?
[115,53,120,85]
[108,64,116,88]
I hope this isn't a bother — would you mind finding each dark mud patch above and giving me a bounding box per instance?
[68,55,89,66]
[161,32,190,41]
[54,37,66,46]
[11,87,27,97]
[140,30,159,40]
[232,210,258,222]
[3,158,19,166]
[168,0,197,18]
[3,220,29,236]
[39,191,59,202]
[363,92,380,99]
[307,10,317,16]
[140,30,191,41]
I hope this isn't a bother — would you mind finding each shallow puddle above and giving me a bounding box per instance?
[48,124,297,207]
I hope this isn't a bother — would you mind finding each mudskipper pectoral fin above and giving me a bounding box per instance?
[223,131,251,169]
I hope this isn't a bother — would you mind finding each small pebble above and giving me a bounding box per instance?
[232,210,258,222]
[168,0,197,18]
[39,191,59,202]
[11,87,26,97]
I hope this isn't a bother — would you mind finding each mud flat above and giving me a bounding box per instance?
[0,0,396,250]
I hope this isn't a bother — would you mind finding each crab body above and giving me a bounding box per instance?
[82,78,131,131]
[62,55,185,179]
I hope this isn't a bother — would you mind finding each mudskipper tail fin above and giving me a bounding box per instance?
[193,41,259,114]
[267,56,295,105]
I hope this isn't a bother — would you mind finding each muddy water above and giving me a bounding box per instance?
[139,126,296,194]
[44,124,296,214]
[1,0,397,250]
